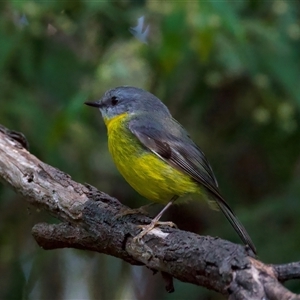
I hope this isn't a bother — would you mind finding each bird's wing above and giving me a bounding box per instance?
[129,117,256,255]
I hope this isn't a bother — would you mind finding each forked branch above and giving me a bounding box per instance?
[0,124,299,299]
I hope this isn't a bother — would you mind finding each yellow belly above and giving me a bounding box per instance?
[105,114,200,203]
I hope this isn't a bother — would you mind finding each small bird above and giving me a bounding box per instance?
[85,86,256,255]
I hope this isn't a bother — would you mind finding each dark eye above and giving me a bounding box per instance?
[111,96,118,106]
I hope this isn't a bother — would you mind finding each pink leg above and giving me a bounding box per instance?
[134,196,178,241]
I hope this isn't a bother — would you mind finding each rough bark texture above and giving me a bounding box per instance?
[0,124,299,299]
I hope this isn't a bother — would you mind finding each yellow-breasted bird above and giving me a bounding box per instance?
[85,86,256,255]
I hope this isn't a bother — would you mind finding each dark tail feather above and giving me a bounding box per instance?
[215,197,257,255]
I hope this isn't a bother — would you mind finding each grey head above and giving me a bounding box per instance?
[85,86,171,120]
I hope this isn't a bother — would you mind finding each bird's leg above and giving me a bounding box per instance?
[134,196,178,241]
[115,203,156,219]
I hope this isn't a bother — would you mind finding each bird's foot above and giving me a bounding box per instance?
[133,220,177,242]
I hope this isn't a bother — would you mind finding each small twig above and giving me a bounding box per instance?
[273,262,300,282]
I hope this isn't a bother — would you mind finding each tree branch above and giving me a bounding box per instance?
[0,124,299,299]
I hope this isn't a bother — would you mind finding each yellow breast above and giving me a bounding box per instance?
[105,114,200,203]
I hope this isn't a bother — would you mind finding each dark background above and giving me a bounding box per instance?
[1,0,300,299]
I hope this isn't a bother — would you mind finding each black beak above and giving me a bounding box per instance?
[84,101,102,108]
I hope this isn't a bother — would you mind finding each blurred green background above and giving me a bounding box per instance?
[1,0,300,299]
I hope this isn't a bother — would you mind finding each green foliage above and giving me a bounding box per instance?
[1,0,300,298]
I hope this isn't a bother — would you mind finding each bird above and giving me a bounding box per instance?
[85,86,257,255]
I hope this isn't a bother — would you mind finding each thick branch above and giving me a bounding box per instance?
[0,124,299,299]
